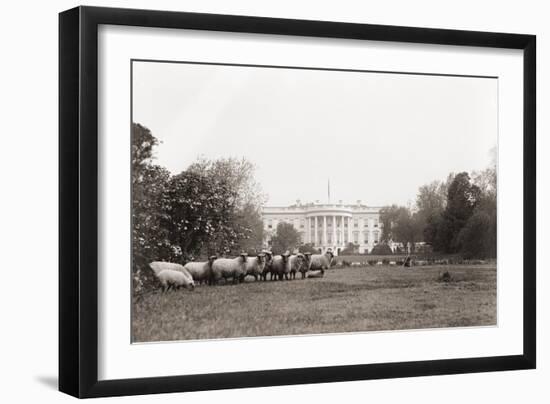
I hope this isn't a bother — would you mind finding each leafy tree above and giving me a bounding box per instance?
[131,123,172,292]
[380,205,423,252]
[429,172,481,253]
[463,162,497,258]
[456,210,495,258]
[187,157,265,254]
[380,205,401,242]
[230,202,265,255]
[271,222,300,255]
[415,176,453,248]
[162,170,242,261]
[187,157,266,210]
[132,123,159,185]
[416,180,448,215]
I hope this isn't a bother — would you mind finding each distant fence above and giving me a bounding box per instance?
[334,254,495,267]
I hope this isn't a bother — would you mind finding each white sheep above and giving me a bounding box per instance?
[211,253,248,284]
[244,253,267,281]
[288,253,305,280]
[149,261,195,290]
[270,252,291,280]
[183,255,217,285]
[307,250,334,277]
[156,269,195,292]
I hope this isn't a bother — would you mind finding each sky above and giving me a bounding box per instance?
[132,61,497,207]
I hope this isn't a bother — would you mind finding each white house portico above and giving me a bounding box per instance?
[262,200,383,255]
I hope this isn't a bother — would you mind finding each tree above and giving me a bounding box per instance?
[380,205,401,242]
[162,170,242,260]
[456,210,495,258]
[464,160,497,258]
[230,202,265,255]
[187,157,265,254]
[187,157,266,210]
[416,180,447,215]
[271,222,300,255]
[415,176,453,248]
[131,123,172,292]
[132,123,159,186]
[380,205,423,252]
[436,172,481,253]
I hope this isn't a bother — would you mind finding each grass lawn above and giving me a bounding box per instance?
[132,264,496,342]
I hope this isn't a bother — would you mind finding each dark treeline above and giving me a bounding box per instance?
[380,156,497,259]
[132,123,265,292]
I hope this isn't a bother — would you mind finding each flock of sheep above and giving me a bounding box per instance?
[149,250,335,292]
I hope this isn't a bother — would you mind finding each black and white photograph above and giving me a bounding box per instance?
[131,60,498,343]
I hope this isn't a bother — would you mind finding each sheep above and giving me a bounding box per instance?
[149,261,195,290]
[307,250,334,277]
[288,253,305,280]
[244,253,267,281]
[183,255,217,285]
[260,251,274,281]
[270,252,291,280]
[299,252,312,279]
[211,253,248,284]
[156,269,195,292]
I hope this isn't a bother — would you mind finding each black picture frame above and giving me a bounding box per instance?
[59,5,536,398]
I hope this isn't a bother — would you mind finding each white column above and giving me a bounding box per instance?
[342,217,346,245]
[333,215,337,247]
[314,217,318,245]
[342,217,345,244]
[348,217,352,245]
[306,217,310,244]
[323,216,327,246]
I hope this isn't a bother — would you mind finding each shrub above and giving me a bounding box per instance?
[370,243,393,255]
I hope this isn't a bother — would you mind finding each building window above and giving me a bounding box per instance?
[354,219,358,228]
[353,233,359,244]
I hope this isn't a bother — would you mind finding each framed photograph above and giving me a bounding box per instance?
[59,6,536,398]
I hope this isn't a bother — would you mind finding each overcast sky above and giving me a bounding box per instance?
[132,61,497,207]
